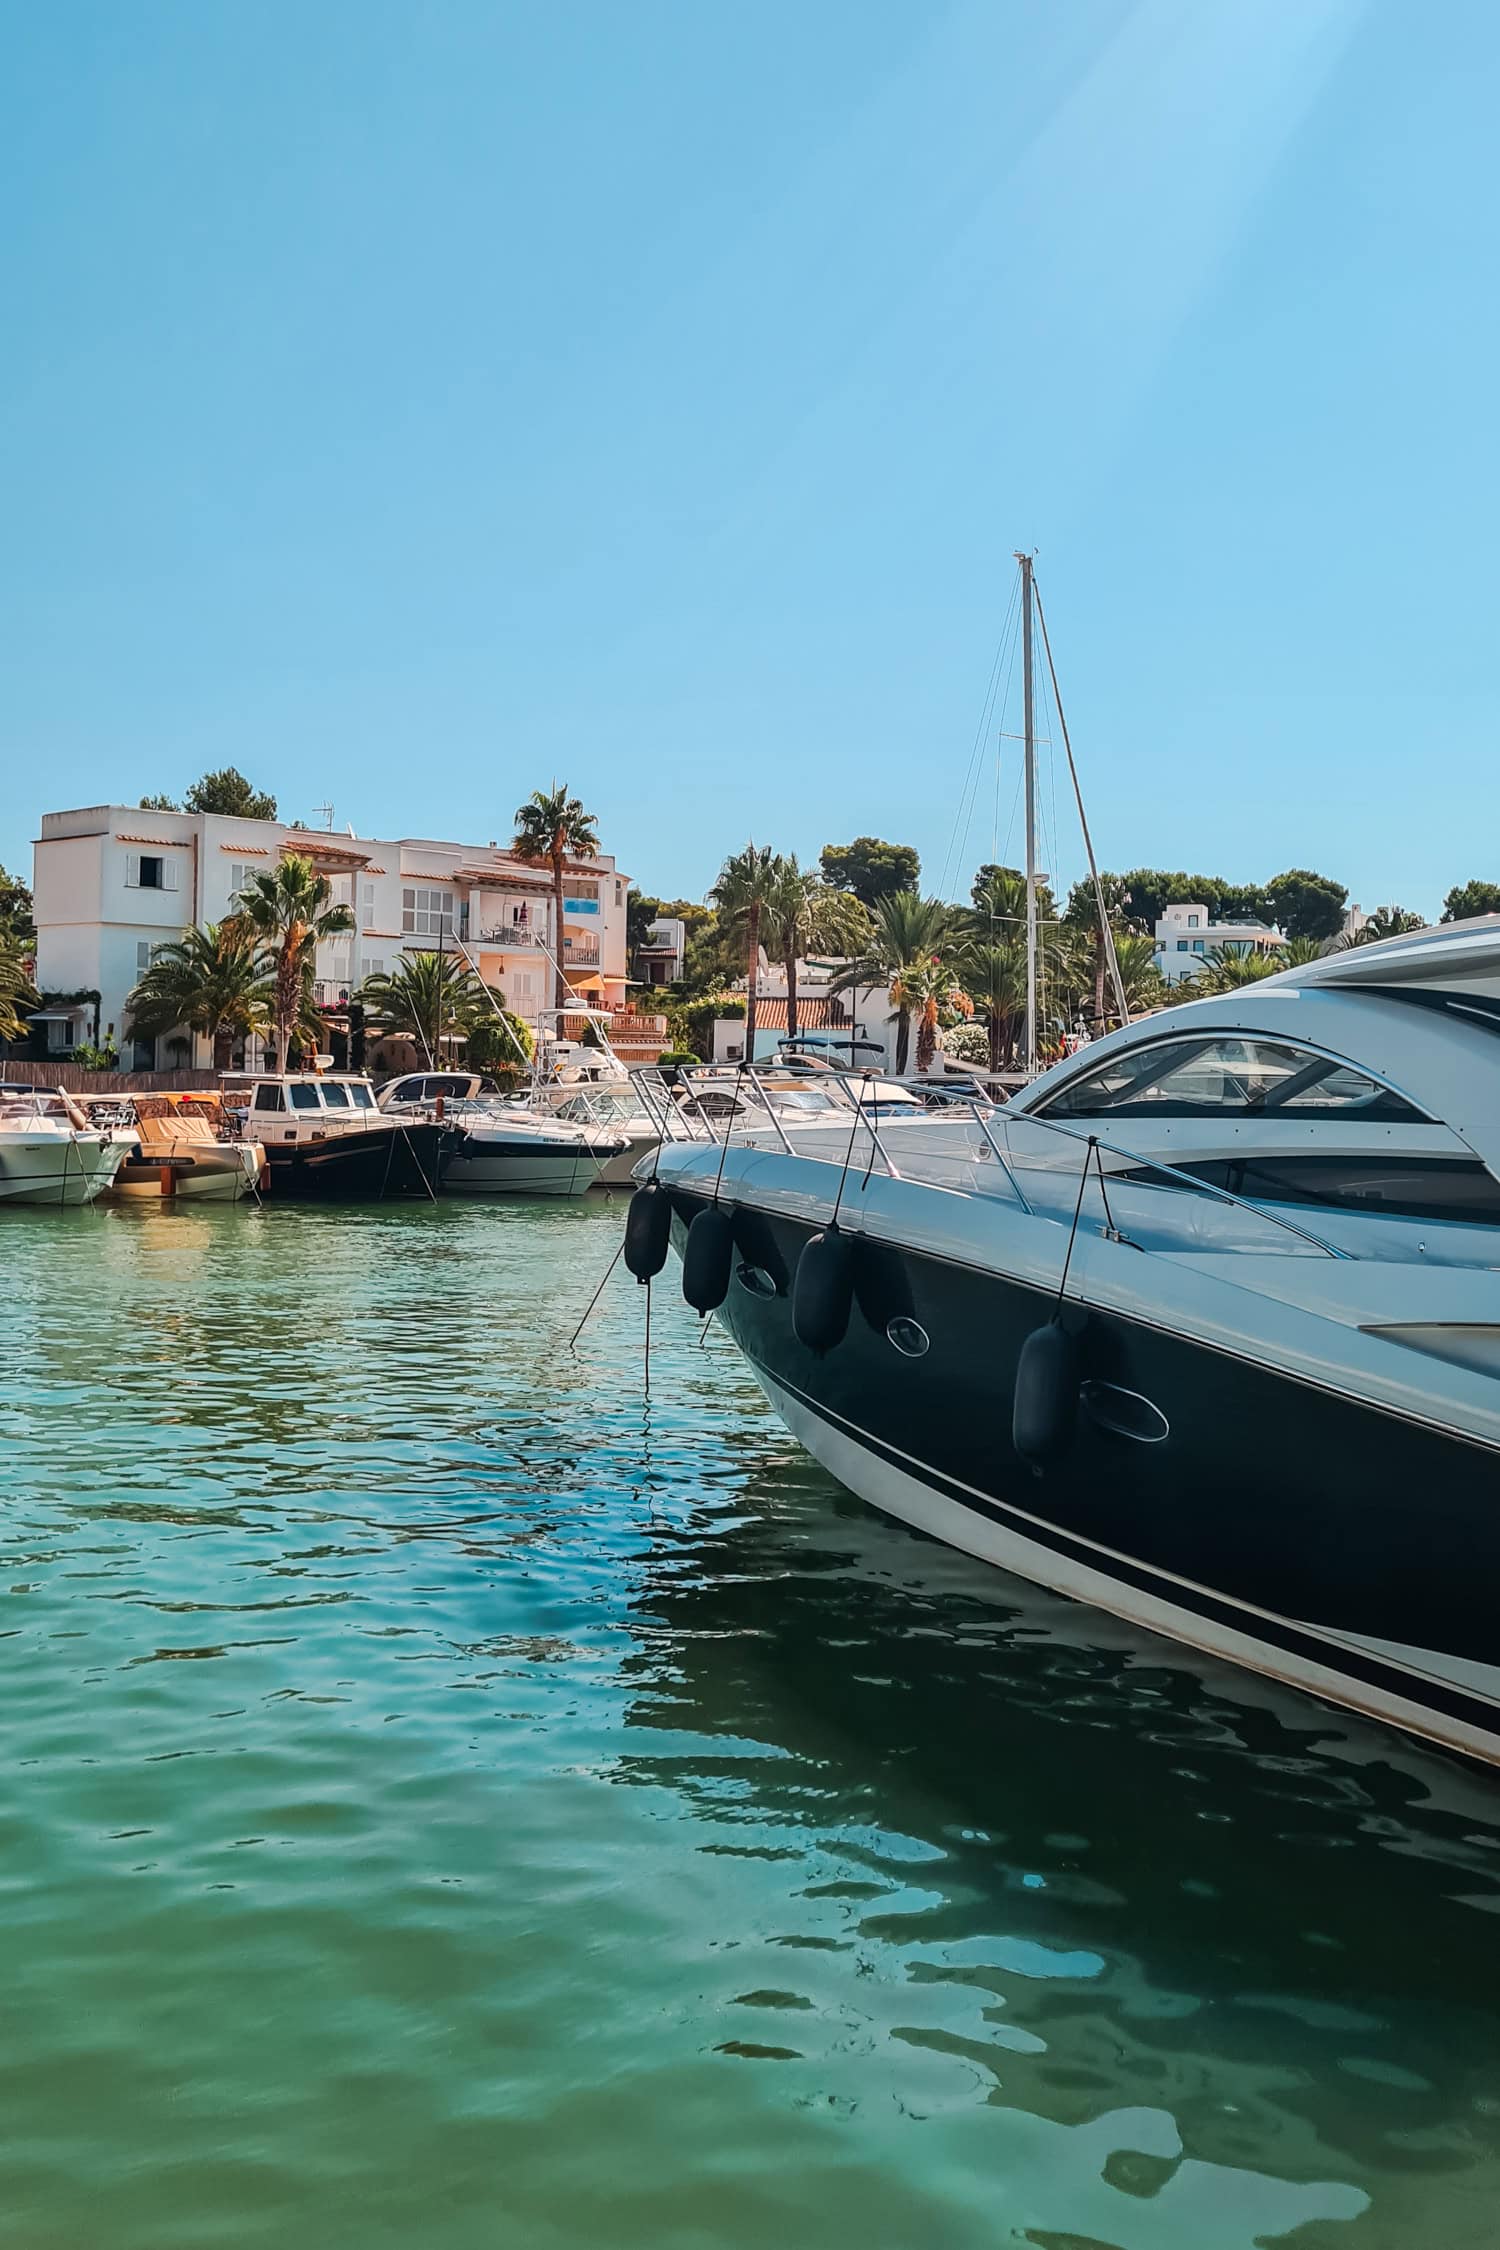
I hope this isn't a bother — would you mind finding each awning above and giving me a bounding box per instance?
[27,1008,88,1022]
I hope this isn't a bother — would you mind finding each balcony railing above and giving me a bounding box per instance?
[563,941,601,966]
[477,925,545,948]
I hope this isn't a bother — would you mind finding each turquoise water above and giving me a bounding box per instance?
[3,1198,1500,2249]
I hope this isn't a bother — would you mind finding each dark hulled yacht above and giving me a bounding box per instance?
[645,920,1500,1770]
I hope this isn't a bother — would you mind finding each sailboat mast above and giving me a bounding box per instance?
[1018,551,1037,1075]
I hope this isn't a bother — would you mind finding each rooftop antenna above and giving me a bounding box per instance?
[313,801,335,831]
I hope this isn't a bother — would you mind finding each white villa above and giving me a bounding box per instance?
[1152,902,1288,985]
[29,804,631,1068]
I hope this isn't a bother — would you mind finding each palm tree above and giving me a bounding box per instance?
[1278,935,1328,968]
[359,952,500,1066]
[764,856,869,1040]
[1185,943,1284,995]
[1107,932,1165,1015]
[512,784,600,1010]
[126,921,274,1069]
[1331,906,1426,950]
[0,940,39,1044]
[829,893,951,1072]
[953,936,1028,1070]
[709,843,783,1057]
[895,957,967,1073]
[234,854,355,1070]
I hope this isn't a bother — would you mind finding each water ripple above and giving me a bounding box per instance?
[1,1201,1497,2246]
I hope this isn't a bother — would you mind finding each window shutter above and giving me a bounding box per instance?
[126,853,140,887]
[163,858,180,892]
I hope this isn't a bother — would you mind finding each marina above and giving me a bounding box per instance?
[4,1194,1500,2249]
[5,5,1499,2241]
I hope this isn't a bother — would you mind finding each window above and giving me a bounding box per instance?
[228,862,257,903]
[321,1083,351,1108]
[1176,939,1188,952]
[402,886,453,938]
[127,853,178,892]
[1193,939,1205,954]
[136,941,153,976]
[1126,1156,1500,1227]
[289,1083,321,1110]
[350,1083,374,1109]
[1040,1036,1425,1123]
[614,881,622,907]
[1187,913,1200,929]
[362,884,375,923]
[253,1085,286,1113]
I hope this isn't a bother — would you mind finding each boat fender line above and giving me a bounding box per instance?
[624,1178,672,1282]
[791,1226,855,1355]
[682,1203,735,1315]
[1012,1319,1081,1472]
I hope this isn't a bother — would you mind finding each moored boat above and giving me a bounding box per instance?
[0,1086,129,1205]
[646,919,1500,1770]
[376,1071,632,1195]
[236,1073,448,1200]
[88,1093,265,1202]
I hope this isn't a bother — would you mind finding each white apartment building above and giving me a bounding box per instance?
[30,805,630,1067]
[636,916,686,985]
[1152,901,1288,986]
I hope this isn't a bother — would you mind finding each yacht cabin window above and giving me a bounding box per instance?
[1039,1036,1425,1124]
[350,1083,374,1109]
[252,1085,285,1113]
[320,1083,351,1108]
[289,1083,321,1111]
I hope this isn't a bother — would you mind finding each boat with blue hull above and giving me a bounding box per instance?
[644,919,1500,1770]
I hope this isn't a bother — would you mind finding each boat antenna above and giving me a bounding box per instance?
[1017,551,1039,1077]
[1032,574,1130,1031]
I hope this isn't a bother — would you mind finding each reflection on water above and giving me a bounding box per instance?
[1,1199,1497,2248]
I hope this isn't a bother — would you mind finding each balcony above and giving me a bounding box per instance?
[478,925,545,949]
[563,940,601,967]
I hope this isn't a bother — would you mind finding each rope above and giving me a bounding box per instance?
[1053,1137,1094,1311]
[568,1240,624,1352]
[828,1074,871,1230]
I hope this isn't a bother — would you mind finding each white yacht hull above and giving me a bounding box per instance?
[442,1139,607,1197]
[0,1133,127,1205]
[591,1128,659,1188]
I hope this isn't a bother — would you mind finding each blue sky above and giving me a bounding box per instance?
[3,0,1496,918]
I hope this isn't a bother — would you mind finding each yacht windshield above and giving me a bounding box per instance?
[1041,1036,1425,1123]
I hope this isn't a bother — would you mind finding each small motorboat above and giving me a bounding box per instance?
[0,1086,129,1205]
[235,1073,448,1200]
[439,1104,630,1197]
[92,1094,265,1201]
[374,1071,630,1195]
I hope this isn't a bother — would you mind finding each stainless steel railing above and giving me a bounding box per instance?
[630,1060,1349,1259]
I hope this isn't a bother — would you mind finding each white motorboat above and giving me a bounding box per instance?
[642,918,1500,1771]
[0,1087,129,1205]
[86,1094,265,1201]
[436,1102,629,1197]
[377,1070,639,1194]
[549,1087,664,1185]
